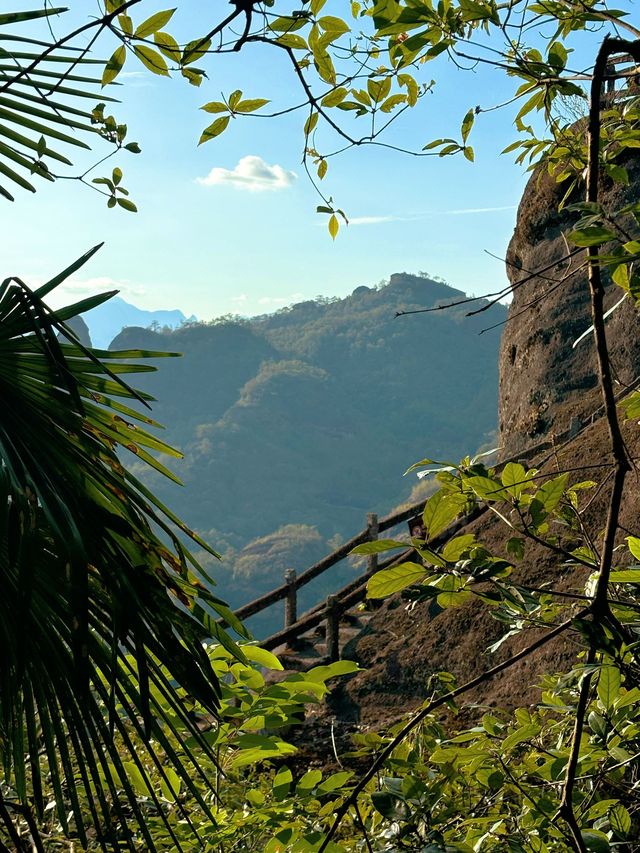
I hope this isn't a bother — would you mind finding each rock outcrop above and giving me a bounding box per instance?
[498,157,640,458]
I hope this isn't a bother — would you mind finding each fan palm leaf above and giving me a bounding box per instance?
[0,246,247,850]
[0,7,124,200]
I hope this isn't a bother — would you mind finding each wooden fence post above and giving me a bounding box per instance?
[284,569,297,628]
[325,594,340,662]
[367,512,379,575]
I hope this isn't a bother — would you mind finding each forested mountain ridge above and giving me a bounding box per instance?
[110,272,506,621]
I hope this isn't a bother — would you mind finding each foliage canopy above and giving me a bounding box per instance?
[4,2,640,852]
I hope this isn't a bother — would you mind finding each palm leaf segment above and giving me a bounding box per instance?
[0,8,121,200]
[0,245,248,851]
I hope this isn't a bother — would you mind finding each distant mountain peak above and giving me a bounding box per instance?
[83,295,195,349]
[387,271,465,303]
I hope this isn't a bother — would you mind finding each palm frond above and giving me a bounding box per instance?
[0,248,248,850]
[0,8,118,199]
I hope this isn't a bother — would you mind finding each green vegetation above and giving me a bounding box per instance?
[111,273,504,626]
[4,2,640,852]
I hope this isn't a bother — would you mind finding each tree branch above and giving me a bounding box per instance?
[557,34,640,850]
[318,609,589,852]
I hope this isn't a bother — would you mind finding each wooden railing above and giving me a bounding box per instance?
[233,376,640,659]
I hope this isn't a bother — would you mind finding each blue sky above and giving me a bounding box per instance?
[1,2,536,320]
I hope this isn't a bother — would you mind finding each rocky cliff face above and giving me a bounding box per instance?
[498,158,640,458]
[309,157,640,738]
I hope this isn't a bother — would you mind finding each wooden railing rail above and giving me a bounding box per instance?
[233,525,373,621]
[260,546,413,651]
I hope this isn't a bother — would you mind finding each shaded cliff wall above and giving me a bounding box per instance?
[498,159,640,458]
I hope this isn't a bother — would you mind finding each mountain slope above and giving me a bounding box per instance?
[110,272,506,622]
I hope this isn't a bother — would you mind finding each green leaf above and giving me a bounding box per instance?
[501,461,528,499]
[273,767,293,801]
[154,30,181,62]
[422,491,467,539]
[305,660,359,682]
[235,98,270,113]
[610,803,631,838]
[198,116,230,144]
[317,16,350,37]
[312,45,336,84]
[351,538,407,555]
[0,9,67,25]
[606,163,629,185]
[612,263,630,290]
[507,537,525,560]
[134,9,176,39]
[159,767,181,802]
[118,13,134,35]
[120,761,151,797]
[531,473,569,519]
[304,111,319,135]
[371,792,410,820]
[461,108,474,143]
[182,37,211,65]
[367,562,427,598]
[547,40,567,70]
[232,742,297,769]
[569,226,616,247]
[133,45,170,76]
[242,645,283,671]
[380,93,407,113]
[609,569,640,583]
[228,90,242,110]
[621,391,640,419]
[102,45,126,85]
[597,665,621,710]
[116,198,137,212]
[367,76,391,103]
[398,73,419,106]
[201,101,229,114]
[277,33,308,50]
[269,15,307,32]
[581,830,610,852]
[321,86,348,107]
[297,769,323,792]
[466,476,507,501]
[626,535,640,561]
[437,587,472,608]
[316,770,352,793]
[502,723,540,751]
[441,534,475,562]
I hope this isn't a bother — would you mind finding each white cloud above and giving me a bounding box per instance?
[196,155,297,192]
[231,293,248,304]
[349,215,398,226]
[442,205,516,215]
[329,206,515,227]
[24,274,146,307]
[258,296,289,306]
[61,276,146,299]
